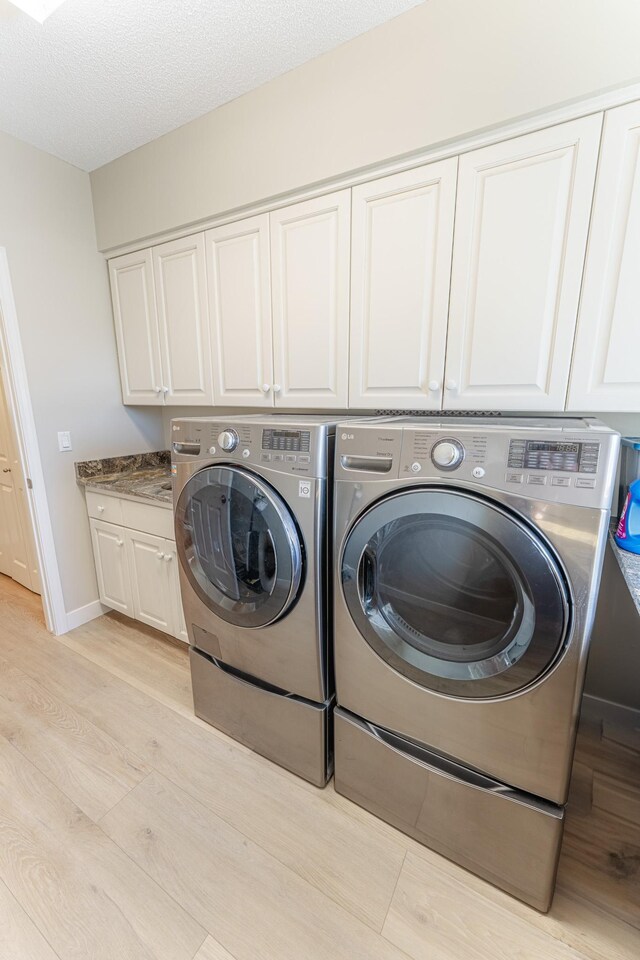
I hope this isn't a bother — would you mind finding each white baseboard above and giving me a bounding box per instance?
[581,693,640,728]
[64,599,110,632]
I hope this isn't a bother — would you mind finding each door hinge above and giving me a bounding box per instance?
[26,478,33,489]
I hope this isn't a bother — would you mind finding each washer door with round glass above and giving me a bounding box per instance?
[341,489,569,698]
[176,466,303,628]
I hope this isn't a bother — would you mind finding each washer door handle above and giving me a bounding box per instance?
[359,546,377,608]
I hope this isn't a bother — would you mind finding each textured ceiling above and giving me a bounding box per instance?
[0,0,422,171]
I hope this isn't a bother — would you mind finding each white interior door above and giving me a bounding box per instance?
[90,519,132,615]
[206,215,274,406]
[109,249,164,405]
[153,234,214,405]
[270,191,350,408]
[350,159,457,409]
[125,528,174,634]
[444,115,602,411]
[0,370,38,591]
[568,100,640,412]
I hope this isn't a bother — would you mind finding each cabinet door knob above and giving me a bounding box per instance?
[272,384,281,394]
[116,539,124,547]
[157,552,165,560]
[163,386,169,395]
[154,386,162,394]
[164,553,173,562]
[445,379,458,391]
[97,505,105,512]
[428,380,440,392]
[262,383,270,393]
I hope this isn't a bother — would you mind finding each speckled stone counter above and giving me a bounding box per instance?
[75,451,173,505]
[610,533,640,618]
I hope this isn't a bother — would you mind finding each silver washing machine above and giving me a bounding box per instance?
[332,416,619,910]
[172,415,344,787]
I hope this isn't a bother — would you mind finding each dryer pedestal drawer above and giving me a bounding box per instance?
[334,707,564,912]
[190,648,333,788]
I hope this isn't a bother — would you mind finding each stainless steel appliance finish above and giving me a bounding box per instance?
[333,416,619,909]
[172,415,343,787]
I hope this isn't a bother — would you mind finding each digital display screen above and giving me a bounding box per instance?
[528,442,580,454]
[262,429,311,452]
[508,439,599,474]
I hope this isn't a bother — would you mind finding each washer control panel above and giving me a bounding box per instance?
[170,419,332,478]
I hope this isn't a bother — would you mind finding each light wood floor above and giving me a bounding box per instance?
[0,575,638,960]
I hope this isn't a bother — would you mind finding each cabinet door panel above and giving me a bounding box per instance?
[206,216,273,406]
[445,115,602,411]
[166,541,188,643]
[270,191,350,408]
[153,234,214,405]
[125,529,174,634]
[90,519,132,615]
[109,250,163,405]
[350,160,457,409]
[568,100,640,411]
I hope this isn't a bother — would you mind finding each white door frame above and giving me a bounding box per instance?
[0,249,67,633]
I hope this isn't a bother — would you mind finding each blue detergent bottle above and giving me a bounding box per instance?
[615,477,640,554]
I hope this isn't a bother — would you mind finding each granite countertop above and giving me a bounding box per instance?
[610,532,640,617]
[75,451,173,505]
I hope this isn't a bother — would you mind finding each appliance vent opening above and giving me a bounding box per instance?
[374,410,504,417]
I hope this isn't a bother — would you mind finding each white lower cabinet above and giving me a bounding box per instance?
[88,500,187,643]
[125,530,176,634]
[90,519,133,616]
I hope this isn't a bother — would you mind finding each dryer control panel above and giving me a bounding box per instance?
[334,417,619,510]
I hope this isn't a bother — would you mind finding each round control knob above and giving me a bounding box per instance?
[431,439,465,470]
[218,429,239,452]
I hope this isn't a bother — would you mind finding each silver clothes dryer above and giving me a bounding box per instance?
[332,416,619,909]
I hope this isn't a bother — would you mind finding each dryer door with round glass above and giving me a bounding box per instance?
[341,489,569,698]
[176,466,303,628]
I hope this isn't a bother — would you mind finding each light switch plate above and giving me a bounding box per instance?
[57,430,72,452]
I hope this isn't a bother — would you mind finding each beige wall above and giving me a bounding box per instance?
[91,0,640,251]
[0,130,163,616]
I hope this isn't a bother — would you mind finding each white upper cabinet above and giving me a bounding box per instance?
[206,215,274,406]
[270,191,351,408]
[109,250,164,405]
[568,101,640,411]
[350,160,457,409]
[152,234,214,405]
[444,115,602,411]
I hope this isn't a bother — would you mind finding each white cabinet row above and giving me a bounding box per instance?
[109,101,640,412]
[87,492,187,643]
[110,193,350,408]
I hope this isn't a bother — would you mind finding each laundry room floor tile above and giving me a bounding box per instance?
[0,574,637,960]
[100,770,410,960]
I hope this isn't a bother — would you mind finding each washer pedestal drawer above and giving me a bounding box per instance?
[190,648,333,788]
[334,707,564,912]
